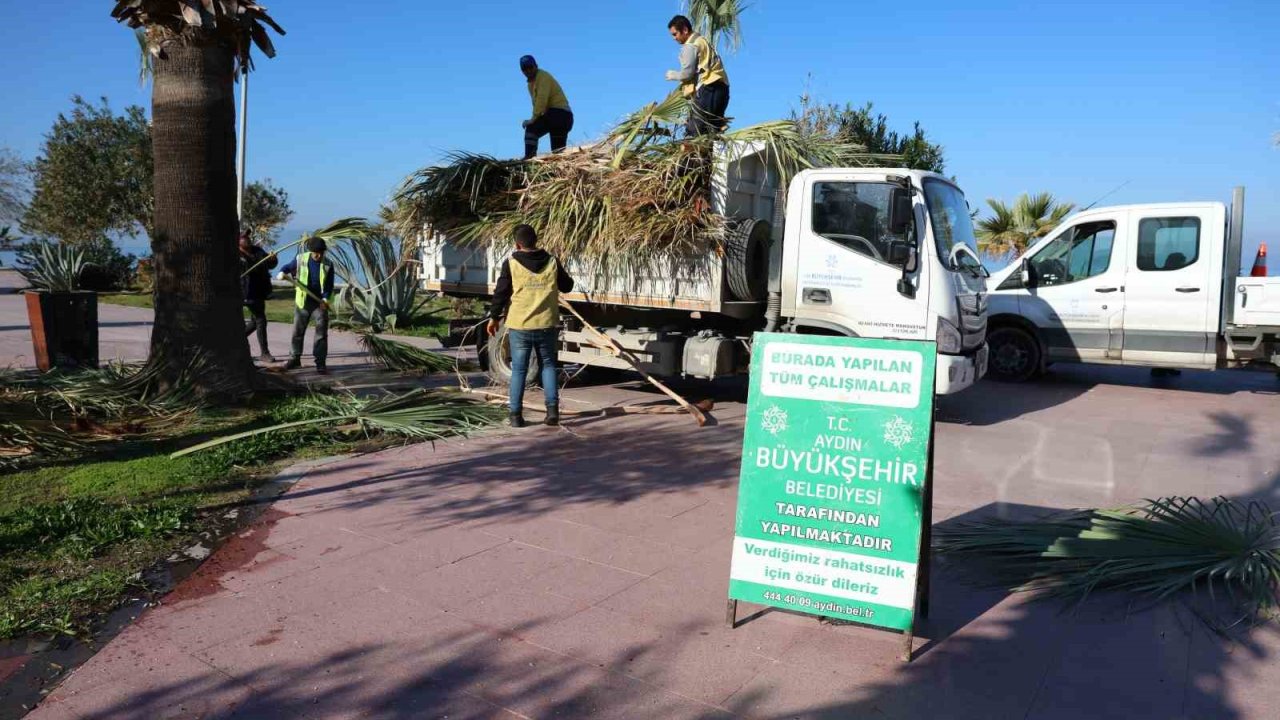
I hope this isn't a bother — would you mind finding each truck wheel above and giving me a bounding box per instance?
[987,326,1041,382]
[485,322,540,387]
[725,218,771,301]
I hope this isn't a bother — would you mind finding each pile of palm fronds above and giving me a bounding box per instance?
[172,388,504,457]
[393,93,899,267]
[358,333,454,374]
[935,497,1280,623]
[0,356,219,467]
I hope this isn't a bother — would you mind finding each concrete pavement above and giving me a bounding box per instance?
[8,293,1280,718]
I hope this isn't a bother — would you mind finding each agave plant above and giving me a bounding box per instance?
[171,388,505,457]
[328,230,428,332]
[18,241,86,292]
[935,496,1280,625]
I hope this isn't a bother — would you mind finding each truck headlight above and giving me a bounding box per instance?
[936,317,962,354]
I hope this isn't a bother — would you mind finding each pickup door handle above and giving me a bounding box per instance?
[803,288,831,305]
[1176,287,1201,293]
[1094,287,1119,293]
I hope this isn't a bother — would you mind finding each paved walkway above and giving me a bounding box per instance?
[0,295,449,387]
[16,342,1280,718]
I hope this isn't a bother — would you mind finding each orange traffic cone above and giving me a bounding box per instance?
[1251,243,1268,277]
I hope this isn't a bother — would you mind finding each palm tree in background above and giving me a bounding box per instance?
[976,192,1075,259]
[687,0,745,52]
[111,1,283,394]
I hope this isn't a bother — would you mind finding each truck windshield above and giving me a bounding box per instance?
[923,179,983,274]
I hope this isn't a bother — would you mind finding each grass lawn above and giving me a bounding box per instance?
[99,292,474,339]
[0,399,359,639]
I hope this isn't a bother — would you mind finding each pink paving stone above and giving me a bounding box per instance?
[264,526,393,566]
[449,585,587,639]
[32,636,250,720]
[526,556,648,604]
[381,541,570,611]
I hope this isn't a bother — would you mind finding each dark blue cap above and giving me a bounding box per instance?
[519,55,537,69]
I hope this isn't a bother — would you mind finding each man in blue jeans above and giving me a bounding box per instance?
[486,224,575,428]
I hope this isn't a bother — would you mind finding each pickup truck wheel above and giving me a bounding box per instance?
[987,326,1041,383]
[485,322,540,388]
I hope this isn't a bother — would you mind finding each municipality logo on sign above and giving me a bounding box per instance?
[761,405,788,435]
[882,416,914,450]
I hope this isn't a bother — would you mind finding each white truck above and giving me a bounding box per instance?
[985,187,1279,380]
[422,146,989,395]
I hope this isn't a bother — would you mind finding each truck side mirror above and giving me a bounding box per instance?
[888,244,918,272]
[1020,259,1034,288]
[889,191,913,236]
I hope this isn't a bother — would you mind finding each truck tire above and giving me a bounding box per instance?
[987,326,1042,383]
[485,321,540,388]
[725,218,771,302]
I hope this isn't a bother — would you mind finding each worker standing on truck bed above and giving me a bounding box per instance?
[665,14,730,135]
[487,224,576,428]
[520,55,574,159]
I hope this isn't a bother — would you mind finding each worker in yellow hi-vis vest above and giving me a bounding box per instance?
[486,224,576,428]
[278,236,335,375]
[665,14,730,136]
[520,55,574,159]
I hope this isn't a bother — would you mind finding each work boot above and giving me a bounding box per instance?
[259,353,277,364]
[315,365,329,376]
[284,358,301,370]
[544,404,560,427]
[509,413,526,428]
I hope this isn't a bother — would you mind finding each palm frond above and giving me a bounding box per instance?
[686,0,746,52]
[171,389,504,457]
[112,1,286,73]
[358,333,454,373]
[935,496,1280,625]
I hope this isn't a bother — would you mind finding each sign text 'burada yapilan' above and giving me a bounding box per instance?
[728,334,937,631]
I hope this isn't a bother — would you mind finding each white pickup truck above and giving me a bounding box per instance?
[423,145,989,395]
[985,187,1279,380]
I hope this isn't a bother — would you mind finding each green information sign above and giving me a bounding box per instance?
[728,333,937,632]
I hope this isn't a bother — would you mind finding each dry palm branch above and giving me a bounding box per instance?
[171,388,505,457]
[358,333,454,374]
[392,93,899,270]
[934,496,1280,625]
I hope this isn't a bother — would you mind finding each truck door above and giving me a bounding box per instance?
[792,179,929,339]
[1020,215,1126,361]
[1121,211,1217,368]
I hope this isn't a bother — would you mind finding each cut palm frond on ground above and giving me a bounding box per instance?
[393,96,899,269]
[171,388,504,457]
[358,333,454,373]
[935,496,1280,624]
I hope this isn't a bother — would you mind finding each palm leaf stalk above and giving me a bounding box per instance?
[358,334,454,373]
[934,496,1280,624]
[170,388,504,457]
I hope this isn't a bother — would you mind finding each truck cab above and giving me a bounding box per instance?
[985,190,1279,380]
[778,169,989,394]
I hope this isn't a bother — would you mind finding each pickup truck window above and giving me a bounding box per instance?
[1137,217,1200,271]
[811,181,914,267]
[1026,221,1117,288]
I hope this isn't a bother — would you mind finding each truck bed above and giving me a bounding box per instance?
[420,143,781,317]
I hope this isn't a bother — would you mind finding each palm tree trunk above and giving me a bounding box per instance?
[149,42,254,394]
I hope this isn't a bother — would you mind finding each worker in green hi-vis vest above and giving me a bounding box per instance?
[665,14,730,136]
[486,224,576,428]
[278,236,335,375]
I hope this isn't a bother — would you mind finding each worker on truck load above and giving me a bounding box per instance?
[520,55,574,159]
[665,14,730,135]
[278,236,335,375]
[486,224,576,428]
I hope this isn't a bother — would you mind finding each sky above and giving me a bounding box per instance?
[1,0,1277,268]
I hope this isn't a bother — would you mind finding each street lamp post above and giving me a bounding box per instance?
[236,63,249,222]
